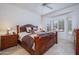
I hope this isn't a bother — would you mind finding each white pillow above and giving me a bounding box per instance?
[26,27,31,32]
[35,30,39,33]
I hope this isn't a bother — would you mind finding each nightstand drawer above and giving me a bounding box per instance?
[1,35,18,50]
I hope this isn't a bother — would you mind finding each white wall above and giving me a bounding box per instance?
[0,4,41,33]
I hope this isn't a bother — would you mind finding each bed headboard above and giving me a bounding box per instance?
[17,24,38,34]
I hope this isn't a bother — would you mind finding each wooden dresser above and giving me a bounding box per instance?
[0,34,18,50]
[74,29,79,55]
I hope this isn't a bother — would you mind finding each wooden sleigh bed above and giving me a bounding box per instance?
[17,24,57,55]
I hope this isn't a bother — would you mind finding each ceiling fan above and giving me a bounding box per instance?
[42,3,53,9]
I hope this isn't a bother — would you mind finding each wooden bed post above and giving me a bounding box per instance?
[16,25,19,35]
[16,25,20,43]
[56,31,58,44]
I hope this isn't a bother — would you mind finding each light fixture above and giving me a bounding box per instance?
[7,28,11,35]
[7,28,10,30]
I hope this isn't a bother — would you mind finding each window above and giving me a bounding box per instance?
[67,17,72,32]
[58,20,64,31]
[53,20,58,31]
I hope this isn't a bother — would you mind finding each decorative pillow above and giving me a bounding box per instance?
[33,26,38,31]
[26,27,31,33]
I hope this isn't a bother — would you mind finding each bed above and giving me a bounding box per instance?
[17,24,57,55]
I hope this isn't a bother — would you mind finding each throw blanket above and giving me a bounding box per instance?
[22,35,34,48]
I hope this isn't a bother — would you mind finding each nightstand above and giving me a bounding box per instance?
[0,34,18,50]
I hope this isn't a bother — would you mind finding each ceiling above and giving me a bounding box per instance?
[12,3,77,15]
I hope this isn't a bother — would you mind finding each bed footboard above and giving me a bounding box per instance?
[34,32,57,55]
[18,32,57,55]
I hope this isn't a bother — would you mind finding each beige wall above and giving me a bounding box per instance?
[0,4,41,33]
[0,37,1,48]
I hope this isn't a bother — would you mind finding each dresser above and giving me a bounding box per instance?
[74,29,79,55]
[0,34,18,50]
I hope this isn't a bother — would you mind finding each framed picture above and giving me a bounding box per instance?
[53,20,58,31]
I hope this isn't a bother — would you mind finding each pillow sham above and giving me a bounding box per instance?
[26,27,31,33]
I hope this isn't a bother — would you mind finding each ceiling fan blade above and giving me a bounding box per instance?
[42,3,53,9]
[45,5,53,9]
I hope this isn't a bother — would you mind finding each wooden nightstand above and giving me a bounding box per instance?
[0,34,18,50]
[74,29,79,55]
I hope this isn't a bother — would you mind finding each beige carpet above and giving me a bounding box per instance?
[44,39,75,55]
[0,39,75,55]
